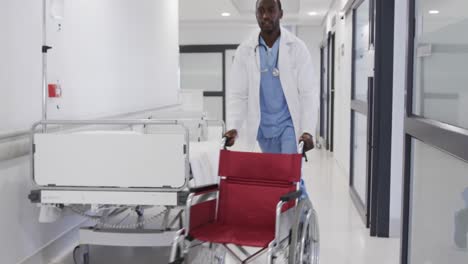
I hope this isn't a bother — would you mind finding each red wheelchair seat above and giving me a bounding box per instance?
[190,223,274,248]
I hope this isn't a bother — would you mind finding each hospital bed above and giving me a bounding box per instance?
[28,119,223,263]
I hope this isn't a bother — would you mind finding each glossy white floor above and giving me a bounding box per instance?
[56,149,400,264]
[304,150,400,264]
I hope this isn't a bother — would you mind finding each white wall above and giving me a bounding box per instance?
[180,23,258,45]
[45,0,180,121]
[297,25,323,107]
[0,0,43,133]
[324,0,353,175]
[0,0,179,133]
[0,0,179,263]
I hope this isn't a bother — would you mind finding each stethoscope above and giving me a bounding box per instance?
[254,36,280,77]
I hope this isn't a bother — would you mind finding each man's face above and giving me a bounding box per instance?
[256,0,283,34]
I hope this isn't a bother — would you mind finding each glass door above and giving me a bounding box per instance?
[350,0,374,225]
[403,0,468,262]
[319,43,329,148]
[179,45,238,122]
[319,32,335,152]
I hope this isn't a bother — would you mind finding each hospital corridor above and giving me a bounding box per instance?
[1,0,467,264]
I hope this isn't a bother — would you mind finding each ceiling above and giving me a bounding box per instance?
[179,0,333,26]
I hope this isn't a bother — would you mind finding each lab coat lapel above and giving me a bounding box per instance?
[278,29,300,139]
[247,34,261,116]
[279,29,295,96]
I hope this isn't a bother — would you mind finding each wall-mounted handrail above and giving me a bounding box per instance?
[0,104,180,162]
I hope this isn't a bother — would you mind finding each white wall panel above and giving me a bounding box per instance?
[324,1,353,175]
[46,0,179,120]
[0,0,180,262]
[180,23,258,45]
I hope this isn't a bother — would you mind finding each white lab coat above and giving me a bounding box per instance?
[226,27,319,150]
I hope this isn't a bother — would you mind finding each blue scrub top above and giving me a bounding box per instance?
[257,36,294,140]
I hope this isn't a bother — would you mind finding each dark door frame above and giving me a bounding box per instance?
[329,32,336,152]
[401,0,468,262]
[369,0,394,237]
[180,45,239,122]
[324,32,336,152]
[320,46,325,139]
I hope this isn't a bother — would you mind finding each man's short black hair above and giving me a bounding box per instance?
[256,0,283,11]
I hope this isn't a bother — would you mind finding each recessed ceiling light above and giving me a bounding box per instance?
[307,11,318,16]
[221,12,231,17]
[429,10,440,14]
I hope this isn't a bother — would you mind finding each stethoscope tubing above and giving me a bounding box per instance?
[254,38,280,76]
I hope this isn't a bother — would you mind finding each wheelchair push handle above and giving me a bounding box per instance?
[222,129,238,149]
[298,140,309,162]
[297,141,304,154]
[221,137,228,149]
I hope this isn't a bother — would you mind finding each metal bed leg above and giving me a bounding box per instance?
[169,230,185,263]
[82,244,90,264]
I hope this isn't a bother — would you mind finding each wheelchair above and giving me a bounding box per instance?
[169,141,320,264]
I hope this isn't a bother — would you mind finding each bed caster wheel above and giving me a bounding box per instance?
[83,252,90,264]
[73,245,90,264]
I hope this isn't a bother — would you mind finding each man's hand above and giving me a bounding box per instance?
[299,132,314,152]
[224,129,238,147]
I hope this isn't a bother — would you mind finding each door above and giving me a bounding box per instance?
[319,46,325,141]
[179,45,238,122]
[320,44,329,148]
[319,33,335,152]
[349,0,374,226]
[403,0,468,262]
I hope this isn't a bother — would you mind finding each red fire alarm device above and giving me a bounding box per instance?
[48,83,62,98]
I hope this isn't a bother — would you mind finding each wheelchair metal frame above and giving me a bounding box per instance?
[169,141,320,264]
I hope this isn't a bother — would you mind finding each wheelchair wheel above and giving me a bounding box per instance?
[300,210,319,264]
[311,210,320,264]
[72,245,90,264]
[288,200,320,264]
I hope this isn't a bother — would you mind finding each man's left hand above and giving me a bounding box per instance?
[299,133,314,152]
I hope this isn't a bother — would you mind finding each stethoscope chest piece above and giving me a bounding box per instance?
[272,67,280,77]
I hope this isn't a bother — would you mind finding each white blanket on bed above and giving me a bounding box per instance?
[189,141,221,187]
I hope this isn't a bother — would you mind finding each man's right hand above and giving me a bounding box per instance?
[224,129,238,147]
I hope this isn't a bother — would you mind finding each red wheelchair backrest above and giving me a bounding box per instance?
[216,150,302,229]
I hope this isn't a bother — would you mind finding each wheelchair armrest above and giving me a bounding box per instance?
[185,184,218,236]
[280,190,303,202]
[189,184,219,195]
